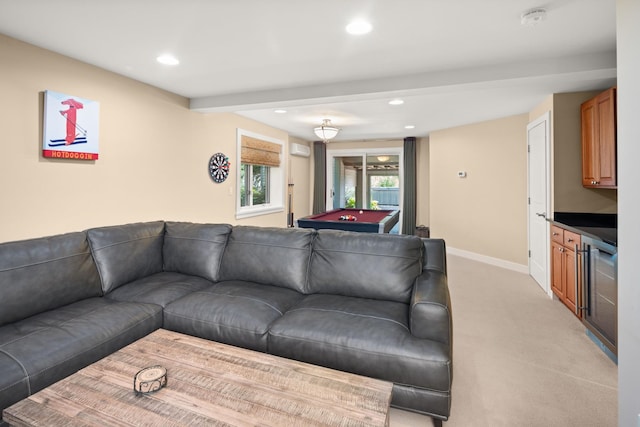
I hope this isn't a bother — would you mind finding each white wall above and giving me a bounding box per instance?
[616,1,640,425]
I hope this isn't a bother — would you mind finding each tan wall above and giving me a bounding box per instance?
[429,114,529,265]
[529,95,553,122]
[0,34,289,243]
[552,91,617,213]
[416,137,430,228]
[4,30,613,268]
[288,137,312,221]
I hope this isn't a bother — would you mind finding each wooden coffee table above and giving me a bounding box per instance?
[3,329,393,426]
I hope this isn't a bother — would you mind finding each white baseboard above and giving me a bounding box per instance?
[446,247,529,274]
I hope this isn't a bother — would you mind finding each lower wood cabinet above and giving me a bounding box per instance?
[550,225,582,317]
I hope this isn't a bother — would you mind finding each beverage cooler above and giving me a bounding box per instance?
[580,235,617,359]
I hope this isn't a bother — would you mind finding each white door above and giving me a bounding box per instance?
[527,112,551,295]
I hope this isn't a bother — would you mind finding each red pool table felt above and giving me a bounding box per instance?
[308,208,393,223]
[297,208,400,233]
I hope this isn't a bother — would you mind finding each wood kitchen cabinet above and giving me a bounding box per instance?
[581,87,617,189]
[550,225,581,316]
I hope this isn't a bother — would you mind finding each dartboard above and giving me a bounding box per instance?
[208,153,230,183]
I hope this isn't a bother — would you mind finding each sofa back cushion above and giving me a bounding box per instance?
[307,231,423,303]
[0,231,102,326]
[163,222,232,282]
[219,226,315,293]
[87,221,165,294]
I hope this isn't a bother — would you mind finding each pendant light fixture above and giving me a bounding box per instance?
[314,119,340,142]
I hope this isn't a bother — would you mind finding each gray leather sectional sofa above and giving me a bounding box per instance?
[0,221,453,422]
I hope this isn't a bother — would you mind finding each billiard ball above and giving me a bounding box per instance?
[359,210,363,214]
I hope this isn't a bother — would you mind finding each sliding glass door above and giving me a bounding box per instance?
[326,148,403,231]
[366,155,400,210]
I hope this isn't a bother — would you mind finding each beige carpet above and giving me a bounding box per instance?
[389,254,617,427]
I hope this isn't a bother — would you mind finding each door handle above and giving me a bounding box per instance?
[535,212,546,219]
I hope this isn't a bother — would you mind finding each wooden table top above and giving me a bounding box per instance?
[3,329,393,426]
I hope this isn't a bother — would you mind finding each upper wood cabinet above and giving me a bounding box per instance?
[581,87,617,189]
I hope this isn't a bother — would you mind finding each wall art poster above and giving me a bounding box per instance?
[43,90,99,160]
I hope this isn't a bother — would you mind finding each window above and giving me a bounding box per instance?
[236,129,284,219]
[240,164,270,207]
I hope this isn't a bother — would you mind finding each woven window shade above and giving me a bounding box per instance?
[241,136,281,167]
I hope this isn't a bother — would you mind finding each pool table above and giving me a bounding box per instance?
[296,208,400,234]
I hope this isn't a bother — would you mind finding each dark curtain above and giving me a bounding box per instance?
[312,141,326,214]
[402,137,417,235]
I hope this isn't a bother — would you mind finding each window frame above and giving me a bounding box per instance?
[235,129,285,219]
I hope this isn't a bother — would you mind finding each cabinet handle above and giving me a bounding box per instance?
[552,232,559,236]
[567,238,574,243]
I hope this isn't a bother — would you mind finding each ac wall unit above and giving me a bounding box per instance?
[290,142,310,157]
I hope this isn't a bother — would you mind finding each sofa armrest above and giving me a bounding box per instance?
[410,269,452,346]
[421,237,447,274]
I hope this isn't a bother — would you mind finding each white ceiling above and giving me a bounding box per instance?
[0,0,616,142]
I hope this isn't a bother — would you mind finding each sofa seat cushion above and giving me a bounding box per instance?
[164,281,304,352]
[390,383,451,421]
[105,272,213,308]
[268,294,451,393]
[0,351,28,415]
[0,298,162,412]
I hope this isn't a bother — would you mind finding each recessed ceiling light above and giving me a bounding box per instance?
[156,54,179,65]
[389,99,404,106]
[346,21,372,35]
[404,125,415,129]
[274,109,287,114]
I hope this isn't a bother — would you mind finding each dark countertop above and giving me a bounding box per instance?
[551,212,617,246]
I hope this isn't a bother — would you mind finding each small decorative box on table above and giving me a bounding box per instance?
[133,365,167,395]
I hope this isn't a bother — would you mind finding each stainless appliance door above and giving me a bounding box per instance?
[582,236,617,355]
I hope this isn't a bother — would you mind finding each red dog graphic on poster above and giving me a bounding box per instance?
[60,98,85,145]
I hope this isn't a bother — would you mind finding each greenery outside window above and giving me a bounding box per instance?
[240,164,270,207]
[236,129,284,219]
